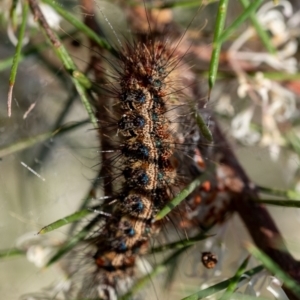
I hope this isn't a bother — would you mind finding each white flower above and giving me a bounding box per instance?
[0,1,62,46]
[215,94,235,117]
[26,245,53,268]
[231,107,261,145]
[16,231,58,268]
[228,0,299,73]
[267,277,289,300]
[231,69,296,159]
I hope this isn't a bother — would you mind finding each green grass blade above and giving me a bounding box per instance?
[218,0,264,44]
[0,29,78,72]
[41,0,113,53]
[0,53,26,71]
[156,0,209,8]
[9,0,19,30]
[208,0,229,93]
[68,176,101,235]
[219,255,250,300]
[46,214,102,267]
[28,0,97,128]
[239,0,276,54]
[262,72,300,81]
[247,244,300,298]
[155,170,213,221]
[0,120,88,158]
[254,199,300,208]
[7,1,29,117]
[220,293,270,300]
[181,265,264,300]
[258,185,300,200]
[38,208,93,234]
[0,248,24,259]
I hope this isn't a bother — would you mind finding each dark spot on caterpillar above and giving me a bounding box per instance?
[117,240,127,253]
[144,224,151,234]
[137,171,149,186]
[153,95,165,107]
[147,76,162,89]
[123,166,131,179]
[157,66,165,74]
[121,194,145,216]
[152,112,159,122]
[153,79,162,88]
[121,89,146,104]
[118,114,146,137]
[155,138,162,148]
[157,172,164,181]
[123,168,150,187]
[120,220,136,237]
[146,75,153,84]
[135,89,146,103]
[133,115,146,127]
[122,142,150,160]
[132,199,144,212]
[125,227,135,237]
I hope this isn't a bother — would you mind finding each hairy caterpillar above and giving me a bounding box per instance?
[11,1,213,299]
[4,0,300,299]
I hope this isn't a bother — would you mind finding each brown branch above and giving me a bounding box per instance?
[28,0,60,47]
[210,119,300,300]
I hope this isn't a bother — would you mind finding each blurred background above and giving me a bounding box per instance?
[1,0,300,299]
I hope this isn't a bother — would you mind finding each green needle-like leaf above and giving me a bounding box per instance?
[258,185,300,200]
[219,255,250,300]
[9,0,19,30]
[46,215,102,267]
[239,0,276,54]
[38,208,93,234]
[218,0,264,44]
[0,248,24,259]
[41,0,114,54]
[208,0,229,93]
[255,199,300,208]
[28,0,97,128]
[7,1,29,117]
[0,30,78,72]
[181,265,264,300]
[0,120,88,158]
[155,170,213,221]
